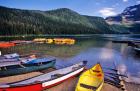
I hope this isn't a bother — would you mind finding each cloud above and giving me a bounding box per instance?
[137,0,140,4]
[99,8,117,17]
[123,0,128,2]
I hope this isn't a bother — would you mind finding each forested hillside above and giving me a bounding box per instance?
[0,6,129,35]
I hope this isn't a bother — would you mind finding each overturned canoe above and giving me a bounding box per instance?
[75,63,104,91]
[0,53,37,63]
[53,38,75,45]
[0,57,36,67]
[33,38,46,43]
[0,59,56,77]
[0,53,20,63]
[10,40,33,45]
[0,61,87,91]
[22,57,55,64]
[3,53,19,59]
[0,56,55,68]
[0,42,16,48]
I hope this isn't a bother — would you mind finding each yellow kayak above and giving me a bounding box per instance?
[75,63,104,91]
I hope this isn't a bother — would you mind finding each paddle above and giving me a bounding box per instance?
[104,80,123,88]
[104,78,124,89]
[105,77,121,84]
[105,73,119,79]
[106,61,128,91]
[105,80,125,91]
[91,65,124,81]
[105,74,121,83]
[91,67,124,90]
[104,72,128,78]
[103,67,118,72]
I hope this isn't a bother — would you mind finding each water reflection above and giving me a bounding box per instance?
[58,46,140,83]
[0,36,140,84]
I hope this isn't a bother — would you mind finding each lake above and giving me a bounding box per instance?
[0,34,140,84]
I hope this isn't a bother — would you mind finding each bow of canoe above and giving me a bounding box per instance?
[75,63,104,91]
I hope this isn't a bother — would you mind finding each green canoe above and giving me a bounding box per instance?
[0,59,56,77]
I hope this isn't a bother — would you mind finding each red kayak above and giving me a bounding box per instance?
[0,61,87,91]
[0,42,16,48]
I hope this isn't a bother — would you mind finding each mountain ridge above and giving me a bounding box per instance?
[0,6,130,35]
[106,4,140,33]
[106,4,140,23]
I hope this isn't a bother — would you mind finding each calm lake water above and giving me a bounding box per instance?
[0,34,140,84]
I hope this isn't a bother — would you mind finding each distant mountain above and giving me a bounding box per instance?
[0,6,123,35]
[122,4,140,21]
[106,4,140,23]
[106,4,140,33]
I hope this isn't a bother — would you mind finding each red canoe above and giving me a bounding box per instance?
[0,42,16,48]
[0,61,87,91]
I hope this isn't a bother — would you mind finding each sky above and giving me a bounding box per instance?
[0,0,140,18]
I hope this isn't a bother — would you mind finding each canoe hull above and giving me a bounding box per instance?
[0,68,83,91]
[96,81,104,91]
[42,67,84,89]
[0,60,56,77]
[0,84,42,91]
[0,61,86,91]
